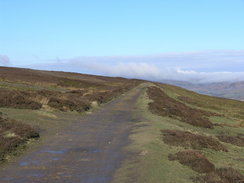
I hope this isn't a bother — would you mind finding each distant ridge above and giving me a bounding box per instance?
[161,80,244,101]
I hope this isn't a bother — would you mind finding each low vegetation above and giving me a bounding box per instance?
[194,167,244,183]
[0,67,141,113]
[0,90,42,109]
[0,112,39,161]
[161,129,227,151]
[147,86,215,128]
[217,135,244,147]
[169,150,244,182]
[168,150,215,173]
[159,83,244,119]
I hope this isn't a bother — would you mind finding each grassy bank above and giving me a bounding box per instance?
[113,83,244,183]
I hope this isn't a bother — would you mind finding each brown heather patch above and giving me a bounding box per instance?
[193,167,244,183]
[47,87,133,112]
[217,135,244,147]
[47,97,90,112]
[0,112,39,161]
[0,84,136,112]
[0,66,141,112]
[147,86,215,128]
[157,83,244,119]
[0,90,42,110]
[85,87,130,104]
[161,130,227,151]
[57,78,104,89]
[168,150,215,173]
[0,66,142,90]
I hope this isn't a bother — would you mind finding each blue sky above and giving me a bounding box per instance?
[0,0,244,82]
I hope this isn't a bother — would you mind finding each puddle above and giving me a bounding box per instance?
[41,147,102,155]
[2,177,13,181]
[19,160,40,166]
[82,176,109,183]
[52,158,60,161]
[28,173,44,178]
[91,149,102,153]
[42,150,66,154]
[68,147,102,154]
[19,162,29,166]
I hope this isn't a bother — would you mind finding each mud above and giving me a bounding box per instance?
[162,130,227,151]
[0,84,146,183]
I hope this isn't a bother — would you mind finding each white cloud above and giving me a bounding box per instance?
[28,60,244,83]
[0,55,10,65]
[81,62,161,79]
[166,68,244,83]
[24,50,244,83]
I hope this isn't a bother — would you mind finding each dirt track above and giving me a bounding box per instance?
[0,84,146,183]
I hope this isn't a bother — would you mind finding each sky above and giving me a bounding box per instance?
[0,0,244,83]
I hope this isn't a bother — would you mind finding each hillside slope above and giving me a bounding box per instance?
[0,66,141,162]
[0,66,141,112]
[114,83,244,183]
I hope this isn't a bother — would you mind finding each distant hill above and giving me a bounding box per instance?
[161,80,244,101]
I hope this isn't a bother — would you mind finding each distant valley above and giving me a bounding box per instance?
[161,80,244,101]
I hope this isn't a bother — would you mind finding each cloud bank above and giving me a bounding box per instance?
[26,50,244,83]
